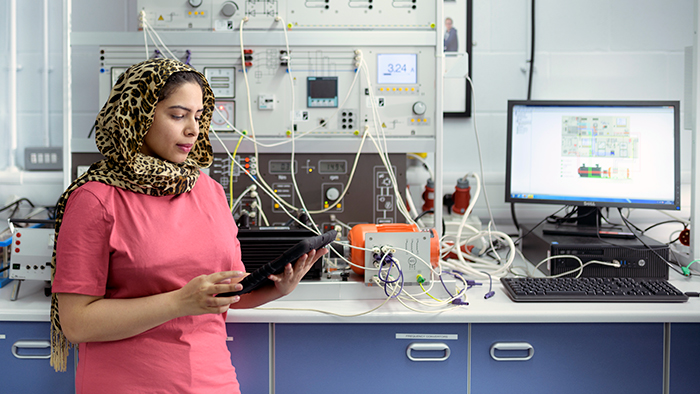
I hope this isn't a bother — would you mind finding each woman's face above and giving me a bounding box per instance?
[141,82,204,163]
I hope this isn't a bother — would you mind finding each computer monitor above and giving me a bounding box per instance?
[505,100,681,237]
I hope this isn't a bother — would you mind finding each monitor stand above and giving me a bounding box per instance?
[541,206,635,239]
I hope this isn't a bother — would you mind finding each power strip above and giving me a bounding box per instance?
[24,147,62,171]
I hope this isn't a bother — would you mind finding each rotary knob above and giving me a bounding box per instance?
[412,101,427,115]
[326,187,341,201]
[188,0,203,7]
[221,1,238,17]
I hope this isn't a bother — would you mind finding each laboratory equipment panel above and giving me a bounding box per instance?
[0,321,75,393]
[226,323,270,394]
[275,323,468,393]
[669,323,700,393]
[470,323,664,394]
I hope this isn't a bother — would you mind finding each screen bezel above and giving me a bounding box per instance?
[504,100,681,211]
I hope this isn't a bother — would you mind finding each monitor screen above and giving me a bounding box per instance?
[505,100,680,211]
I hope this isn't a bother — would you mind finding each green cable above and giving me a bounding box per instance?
[682,260,700,276]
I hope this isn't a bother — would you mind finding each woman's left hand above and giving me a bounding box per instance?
[268,247,329,296]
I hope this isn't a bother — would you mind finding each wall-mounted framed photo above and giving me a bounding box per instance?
[443,0,473,117]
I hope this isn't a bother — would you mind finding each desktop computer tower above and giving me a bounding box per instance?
[520,224,669,279]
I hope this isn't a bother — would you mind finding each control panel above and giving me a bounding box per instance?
[78,0,441,242]
[209,153,406,232]
[137,0,435,31]
[98,45,436,139]
[9,227,53,282]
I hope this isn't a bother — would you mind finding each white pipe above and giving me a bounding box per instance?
[434,0,444,235]
[43,0,50,147]
[691,0,700,263]
[8,0,18,170]
[62,0,72,189]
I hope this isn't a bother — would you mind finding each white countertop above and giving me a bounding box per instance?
[2,273,699,324]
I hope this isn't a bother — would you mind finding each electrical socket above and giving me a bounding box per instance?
[24,147,62,171]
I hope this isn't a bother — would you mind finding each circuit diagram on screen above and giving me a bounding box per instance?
[560,115,640,180]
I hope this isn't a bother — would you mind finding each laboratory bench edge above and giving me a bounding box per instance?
[1,277,699,394]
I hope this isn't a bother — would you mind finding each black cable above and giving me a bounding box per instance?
[414,209,434,222]
[545,206,581,224]
[621,216,644,234]
[86,122,97,139]
[0,198,35,214]
[526,0,535,100]
[0,265,9,273]
[412,209,445,237]
[513,205,568,246]
[642,220,687,234]
[510,203,520,231]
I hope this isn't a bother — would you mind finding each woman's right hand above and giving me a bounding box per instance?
[174,271,246,316]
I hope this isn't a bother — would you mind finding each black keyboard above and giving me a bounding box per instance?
[501,277,689,303]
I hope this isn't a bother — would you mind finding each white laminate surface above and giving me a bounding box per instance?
[3,273,699,324]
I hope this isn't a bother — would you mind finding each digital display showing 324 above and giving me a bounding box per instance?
[377,54,417,84]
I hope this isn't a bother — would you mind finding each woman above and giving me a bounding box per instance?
[50,58,326,393]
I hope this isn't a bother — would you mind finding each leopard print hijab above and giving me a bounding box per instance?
[50,58,215,371]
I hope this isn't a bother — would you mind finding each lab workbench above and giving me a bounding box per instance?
[2,276,699,394]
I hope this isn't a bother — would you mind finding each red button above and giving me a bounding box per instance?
[244,163,250,169]
[15,240,20,245]
[245,157,250,162]
[16,232,21,238]
[15,248,20,253]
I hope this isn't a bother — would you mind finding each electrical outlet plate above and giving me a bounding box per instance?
[363,231,432,286]
[10,227,54,281]
[24,147,62,171]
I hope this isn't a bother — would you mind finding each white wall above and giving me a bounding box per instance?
[0,0,65,206]
[438,0,694,226]
[0,0,695,222]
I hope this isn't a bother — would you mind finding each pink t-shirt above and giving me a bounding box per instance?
[53,173,245,394]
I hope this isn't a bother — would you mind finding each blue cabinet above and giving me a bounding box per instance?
[470,323,664,394]
[0,321,75,393]
[669,323,700,393]
[226,323,270,394]
[274,323,468,394]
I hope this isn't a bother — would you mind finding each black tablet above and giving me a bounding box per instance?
[217,230,336,297]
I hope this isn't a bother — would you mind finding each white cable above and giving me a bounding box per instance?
[141,16,176,59]
[404,186,426,228]
[140,11,149,59]
[211,65,361,149]
[231,184,256,213]
[307,130,368,214]
[465,75,497,230]
[254,293,395,317]
[669,230,682,244]
[211,129,316,234]
[274,16,321,231]
[529,255,621,279]
[355,54,415,225]
[656,209,691,225]
[406,153,435,181]
[254,193,270,226]
[237,19,282,214]
[365,132,416,225]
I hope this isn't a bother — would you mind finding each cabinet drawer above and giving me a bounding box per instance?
[0,321,75,393]
[669,323,700,393]
[226,323,270,394]
[275,323,468,394]
[470,323,663,394]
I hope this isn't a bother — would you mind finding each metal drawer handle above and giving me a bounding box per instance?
[490,342,534,361]
[406,342,451,362]
[12,340,51,359]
